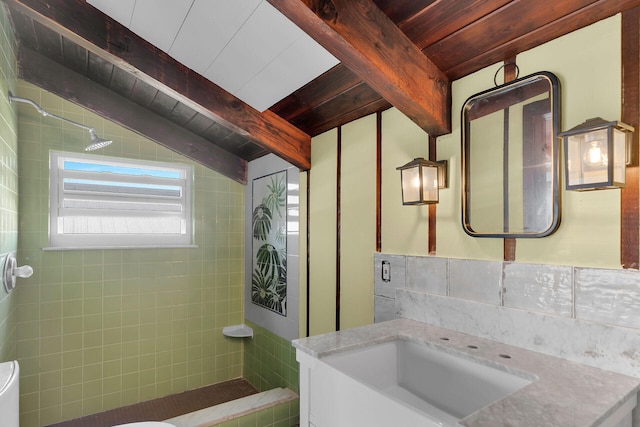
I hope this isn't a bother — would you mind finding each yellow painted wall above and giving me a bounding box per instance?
[306,15,625,334]
[515,16,621,267]
[381,108,431,255]
[340,115,376,329]
[308,129,338,335]
[437,15,621,266]
[299,171,308,337]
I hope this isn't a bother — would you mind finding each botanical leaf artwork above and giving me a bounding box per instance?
[251,171,287,315]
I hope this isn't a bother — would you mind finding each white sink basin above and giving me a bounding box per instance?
[322,338,535,424]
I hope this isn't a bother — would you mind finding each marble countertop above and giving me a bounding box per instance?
[292,318,640,427]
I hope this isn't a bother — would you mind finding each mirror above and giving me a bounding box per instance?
[462,71,561,238]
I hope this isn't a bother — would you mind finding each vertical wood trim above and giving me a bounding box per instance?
[376,112,383,253]
[503,108,511,232]
[336,127,342,331]
[428,134,437,255]
[306,171,311,337]
[503,58,518,262]
[621,8,640,269]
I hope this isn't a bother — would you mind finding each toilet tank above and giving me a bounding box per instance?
[0,360,19,427]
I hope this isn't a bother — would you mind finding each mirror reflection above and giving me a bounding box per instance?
[462,72,561,237]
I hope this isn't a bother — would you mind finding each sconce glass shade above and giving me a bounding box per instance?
[560,118,633,190]
[397,158,446,205]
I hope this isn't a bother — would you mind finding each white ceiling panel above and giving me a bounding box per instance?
[168,0,261,74]
[236,34,340,111]
[129,0,194,52]
[88,0,136,27]
[86,0,338,112]
[202,1,300,96]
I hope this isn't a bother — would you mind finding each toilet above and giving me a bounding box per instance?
[0,360,19,427]
[0,360,175,427]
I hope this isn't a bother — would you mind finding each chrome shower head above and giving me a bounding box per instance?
[8,92,113,152]
[86,129,113,151]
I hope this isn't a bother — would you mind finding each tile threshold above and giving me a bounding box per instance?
[165,388,298,427]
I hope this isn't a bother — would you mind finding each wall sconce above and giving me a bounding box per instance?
[397,158,448,205]
[560,117,633,190]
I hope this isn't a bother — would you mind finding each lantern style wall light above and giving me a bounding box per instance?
[560,117,633,190]
[397,158,448,205]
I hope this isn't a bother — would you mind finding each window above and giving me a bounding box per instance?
[49,151,193,249]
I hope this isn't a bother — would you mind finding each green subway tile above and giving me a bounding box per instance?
[102,391,122,412]
[62,317,83,335]
[103,343,121,361]
[40,336,62,354]
[62,300,83,318]
[83,283,103,299]
[40,301,62,320]
[83,314,103,332]
[62,335,83,354]
[237,412,257,427]
[83,347,103,366]
[256,407,274,426]
[61,251,83,266]
[40,283,62,302]
[62,366,83,385]
[102,360,121,378]
[83,265,103,282]
[83,378,104,400]
[61,382,83,404]
[122,325,139,343]
[14,81,247,425]
[40,370,63,391]
[83,330,102,348]
[62,282,83,300]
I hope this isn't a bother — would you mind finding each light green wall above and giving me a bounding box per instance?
[0,5,18,363]
[15,81,245,427]
[243,321,298,395]
[381,108,430,255]
[308,129,338,335]
[307,15,626,334]
[516,16,621,266]
[435,14,621,266]
[340,115,376,328]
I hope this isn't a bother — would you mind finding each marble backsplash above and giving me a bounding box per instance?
[374,253,640,379]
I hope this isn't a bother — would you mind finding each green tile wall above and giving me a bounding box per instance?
[15,81,245,427]
[0,5,19,363]
[244,321,298,395]
[242,322,299,427]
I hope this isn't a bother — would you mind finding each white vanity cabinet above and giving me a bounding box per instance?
[298,350,442,427]
[293,319,640,427]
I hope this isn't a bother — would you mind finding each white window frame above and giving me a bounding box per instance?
[48,151,194,249]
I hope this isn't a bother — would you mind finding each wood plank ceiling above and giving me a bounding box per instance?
[3,0,640,184]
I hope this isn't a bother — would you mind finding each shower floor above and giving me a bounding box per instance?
[45,378,259,427]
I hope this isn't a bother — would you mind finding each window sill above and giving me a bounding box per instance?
[43,244,199,251]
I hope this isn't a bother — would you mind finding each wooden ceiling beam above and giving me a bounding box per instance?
[436,0,640,79]
[18,47,249,184]
[4,0,311,170]
[268,0,451,136]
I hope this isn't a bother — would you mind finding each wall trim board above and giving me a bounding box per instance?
[376,112,382,253]
[306,171,311,337]
[503,58,518,262]
[428,134,437,254]
[621,7,640,270]
[335,126,342,331]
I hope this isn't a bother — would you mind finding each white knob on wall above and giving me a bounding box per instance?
[2,252,33,294]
